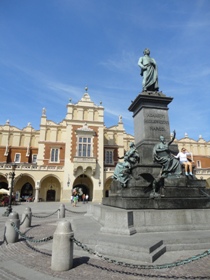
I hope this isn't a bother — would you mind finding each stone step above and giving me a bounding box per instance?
[166,242,210,252]
[74,238,166,263]
[150,244,166,262]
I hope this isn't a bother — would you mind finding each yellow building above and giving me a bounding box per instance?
[0,89,210,203]
[0,89,133,203]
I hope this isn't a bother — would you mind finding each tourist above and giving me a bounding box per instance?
[82,193,86,204]
[174,148,193,176]
[73,196,77,207]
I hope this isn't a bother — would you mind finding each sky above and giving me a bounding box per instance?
[0,0,210,141]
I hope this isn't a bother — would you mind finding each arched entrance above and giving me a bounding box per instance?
[0,182,8,190]
[40,175,61,202]
[73,174,93,201]
[21,182,33,200]
[0,175,8,190]
[104,177,112,198]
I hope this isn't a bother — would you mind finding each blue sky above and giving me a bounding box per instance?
[0,0,210,141]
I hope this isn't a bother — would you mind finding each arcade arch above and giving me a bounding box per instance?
[0,174,8,190]
[104,177,112,197]
[14,174,35,201]
[40,175,61,202]
[73,174,93,201]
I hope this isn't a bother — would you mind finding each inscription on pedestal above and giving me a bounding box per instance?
[145,113,169,132]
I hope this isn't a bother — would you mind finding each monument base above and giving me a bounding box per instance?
[86,204,210,263]
[103,174,210,209]
[87,203,210,235]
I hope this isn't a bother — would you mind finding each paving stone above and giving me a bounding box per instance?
[0,202,210,279]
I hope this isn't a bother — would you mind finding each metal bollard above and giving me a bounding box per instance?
[58,203,65,219]
[51,220,74,271]
[21,207,32,228]
[5,212,20,243]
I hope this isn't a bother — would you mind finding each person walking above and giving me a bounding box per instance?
[73,196,77,207]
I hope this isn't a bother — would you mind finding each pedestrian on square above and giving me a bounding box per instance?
[82,193,86,204]
[85,194,89,203]
[73,196,77,207]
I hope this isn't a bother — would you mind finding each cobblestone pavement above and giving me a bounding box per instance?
[0,202,210,280]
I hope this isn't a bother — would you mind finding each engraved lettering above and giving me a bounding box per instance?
[150,127,166,131]
[145,120,169,125]
[147,114,165,119]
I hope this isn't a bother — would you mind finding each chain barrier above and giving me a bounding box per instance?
[32,209,59,218]
[11,222,53,243]
[19,214,29,226]
[65,208,87,214]
[71,236,210,270]
[25,240,52,256]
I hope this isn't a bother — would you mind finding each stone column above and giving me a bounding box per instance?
[34,181,40,202]
[5,212,20,243]
[51,220,74,271]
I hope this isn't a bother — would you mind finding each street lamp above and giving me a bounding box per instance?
[67,175,70,187]
[3,163,17,217]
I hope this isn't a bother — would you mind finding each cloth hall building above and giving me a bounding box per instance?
[0,90,210,203]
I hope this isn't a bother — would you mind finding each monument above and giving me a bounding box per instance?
[103,48,210,210]
[86,49,210,264]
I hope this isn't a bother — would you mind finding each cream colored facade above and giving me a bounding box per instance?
[0,90,134,203]
[1,91,210,203]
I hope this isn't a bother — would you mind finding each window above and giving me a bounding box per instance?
[78,137,91,157]
[32,154,37,164]
[50,148,59,162]
[197,160,201,168]
[14,153,21,163]
[105,150,114,165]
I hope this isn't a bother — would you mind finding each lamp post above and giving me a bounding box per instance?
[3,163,17,217]
[67,175,70,187]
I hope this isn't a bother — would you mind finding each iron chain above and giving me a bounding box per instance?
[32,209,59,218]
[19,214,29,226]
[11,222,53,243]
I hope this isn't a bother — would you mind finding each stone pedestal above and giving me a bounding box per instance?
[128,91,178,166]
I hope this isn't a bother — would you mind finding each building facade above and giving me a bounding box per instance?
[0,90,210,203]
[0,90,133,203]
